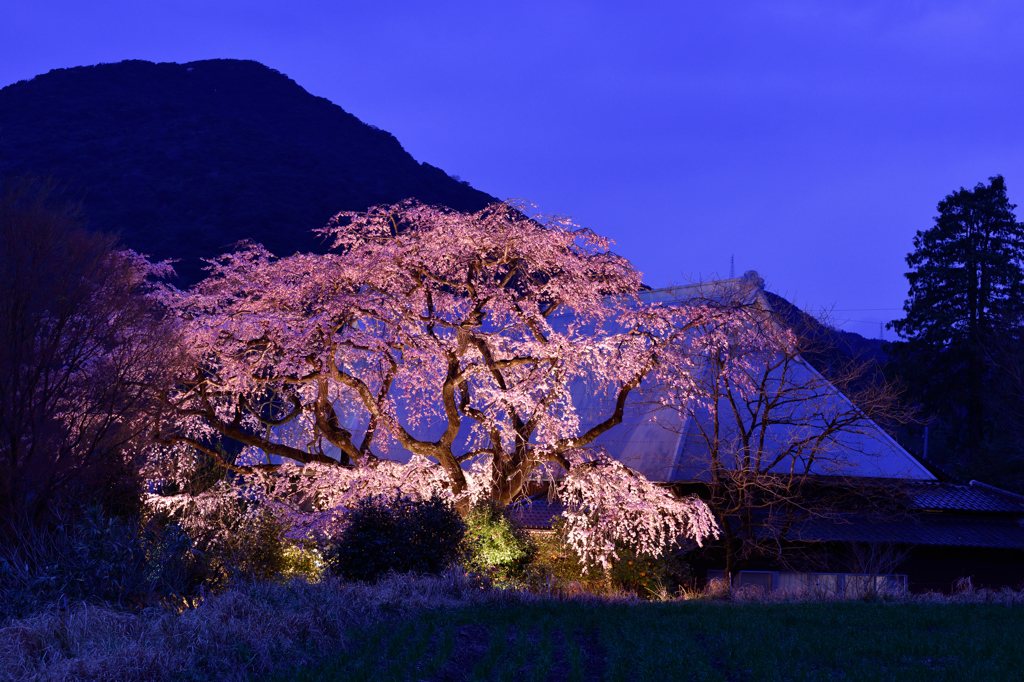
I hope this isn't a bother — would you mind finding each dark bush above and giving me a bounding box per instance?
[324,494,466,582]
[0,507,204,621]
[87,452,147,520]
[145,486,298,588]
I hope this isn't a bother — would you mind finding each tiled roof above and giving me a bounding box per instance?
[362,282,937,483]
[506,482,1024,550]
[906,481,1024,513]
[507,498,565,530]
[786,515,1024,549]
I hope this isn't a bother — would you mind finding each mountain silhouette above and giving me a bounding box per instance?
[0,59,498,283]
[0,57,888,376]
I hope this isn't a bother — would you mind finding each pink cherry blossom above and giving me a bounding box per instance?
[147,202,737,561]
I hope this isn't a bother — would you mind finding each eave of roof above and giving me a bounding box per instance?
[907,481,1024,513]
[785,515,1024,550]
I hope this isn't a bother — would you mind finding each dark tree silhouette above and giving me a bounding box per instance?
[888,175,1024,478]
[0,177,179,524]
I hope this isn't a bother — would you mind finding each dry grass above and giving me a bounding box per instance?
[7,570,1024,682]
[671,575,1024,606]
[0,570,529,682]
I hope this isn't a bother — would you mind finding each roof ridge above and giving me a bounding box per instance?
[969,480,1024,503]
[910,480,965,488]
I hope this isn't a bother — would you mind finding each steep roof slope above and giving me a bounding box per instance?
[0,59,498,283]
[564,282,935,482]
[283,279,933,483]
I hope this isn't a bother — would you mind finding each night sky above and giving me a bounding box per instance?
[3,1,1023,339]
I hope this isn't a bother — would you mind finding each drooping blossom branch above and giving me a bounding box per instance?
[150,201,692,502]
[555,449,718,571]
[143,202,772,561]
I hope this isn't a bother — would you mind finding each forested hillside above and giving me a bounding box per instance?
[0,58,886,378]
[763,291,886,366]
[0,59,497,283]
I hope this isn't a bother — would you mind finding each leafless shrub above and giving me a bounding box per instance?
[647,279,916,578]
[844,543,910,581]
[704,577,732,600]
[953,576,974,595]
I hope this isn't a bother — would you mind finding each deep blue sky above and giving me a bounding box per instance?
[3,1,1023,338]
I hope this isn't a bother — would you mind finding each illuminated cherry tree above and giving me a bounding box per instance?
[556,449,719,570]
[149,201,724,559]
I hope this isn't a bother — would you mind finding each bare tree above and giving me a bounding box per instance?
[649,278,914,577]
[0,177,179,525]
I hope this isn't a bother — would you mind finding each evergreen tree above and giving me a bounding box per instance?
[888,175,1024,474]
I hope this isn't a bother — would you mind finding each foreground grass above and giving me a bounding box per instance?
[280,600,1024,682]
[0,572,526,682]
[6,576,1024,682]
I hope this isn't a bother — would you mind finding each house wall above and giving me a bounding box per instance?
[693,544,1024,594]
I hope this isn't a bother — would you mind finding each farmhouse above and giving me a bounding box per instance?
[512,277,1024,594]
[260,271,1024,593]
[511,480,1024,594]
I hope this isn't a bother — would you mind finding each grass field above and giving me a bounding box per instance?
[279,600,1024,682]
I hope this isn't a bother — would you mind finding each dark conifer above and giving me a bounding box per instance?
[889,175,1024,474]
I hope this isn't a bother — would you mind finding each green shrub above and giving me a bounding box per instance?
[221,507,291,583]
[324,494,466,582]
[464,503,535,586]
[156,497,301,588]
[527,518,691,598]
[279,543,323,581]
[204,507,323,585]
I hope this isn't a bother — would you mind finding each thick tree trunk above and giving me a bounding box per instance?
[967,344,986,466]
[489,457,525,506]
